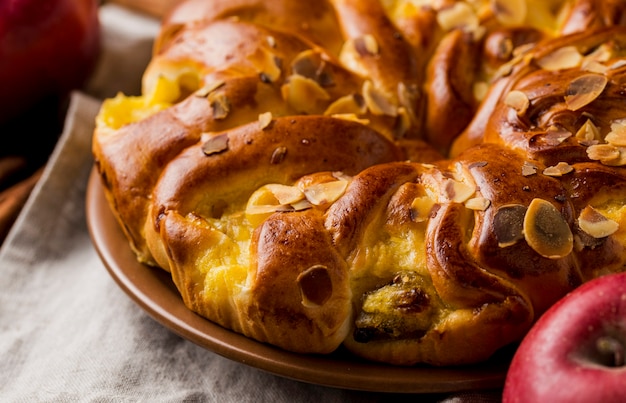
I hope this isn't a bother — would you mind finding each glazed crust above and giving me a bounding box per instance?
[93,0,626,365]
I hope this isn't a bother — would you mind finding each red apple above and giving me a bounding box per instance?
[0,0,101,125]
[503,272,626,403]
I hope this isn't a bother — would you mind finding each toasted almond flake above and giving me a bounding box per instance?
[291,50,334,87]
[536,46,582,71]
[324,93,367,116]
[473,81,489,102]
[491,0,527,26]
[410,196,436,223]
[329,113,371,125]
[606,118,626,146]
[585,44,613,64]
[575,119,600,142]
[202,134,229,155]
[587,144,621,164]
[465,197,491,211]
[282,75,330,114]
[564,74,608,111]
[195,80,226,97]
[582,60,608,74]
[543,162,573,176]
[339,38,369,77]
[297,265,332,307]
[578,205,619,238]
[270,146,287,164]
[303,180,348,206]
[207,92,230,120]
[437,2,479,32]
[291,199,313,211]
[522,161,538,176]
[266,35,276,48]
[610,60,626,70]
[494,204,527,247]
[332,171,352,182]
[523,198,573,259]
[542,129,572,146]
[444,179,476,203]
[354,34,379,56]
[249,47,282,83]
[394,107,412,138]
[505,90,530,115]
[258,112,273,130]
[265,184,305,205]
[362,80,398,117]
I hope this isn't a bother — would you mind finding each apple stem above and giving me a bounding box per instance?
[596,336,625,367]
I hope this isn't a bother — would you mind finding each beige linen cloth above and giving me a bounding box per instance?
[0,5,501,402]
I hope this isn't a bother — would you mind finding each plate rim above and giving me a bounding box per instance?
[85,167,510,394]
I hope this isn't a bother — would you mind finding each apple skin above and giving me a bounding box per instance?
[0,0,100,124]
[502,272,626,403]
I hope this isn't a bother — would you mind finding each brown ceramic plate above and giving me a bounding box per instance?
[86,168,512,393]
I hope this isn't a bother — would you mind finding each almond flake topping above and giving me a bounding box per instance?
[494,204,526,247]
[302,180,349,206]
[324,93,366,116]
[586,144,622,165]
[521,161,538,176]
[578,205,619,239]
[437,2,479,33]
[575,119,600,143]
[444,179,476,203]
[536,46,582,71]
[523,198,573,259]
[258,112,273,130]
[564,73,608,111]
[605,118,626,146]
[202,133,229,156]
[362,80,398,117]
[410,196,435,223]
[543,162,573,177]
[195,80,225,97]
[505,90,530,115]
[465,197,491,211]
[208,91,231,120]
[282,75,330,114]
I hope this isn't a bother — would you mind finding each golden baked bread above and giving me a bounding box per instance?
[92,0,626,366]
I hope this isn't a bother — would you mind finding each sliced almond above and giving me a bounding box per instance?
[353,34,379,56]
[465,197,491,211]
[265,184,305,205]
[324,93,367,116]
[542,129,572,146]
[523,198,573,259]
[437,2,479,32]
[587,144,621,164]
[282,75,330,114]
[202,133,229,156]
[494,204,527,247]
[578,205,619,238]
[543,162,573,176]
[258,111,273,130]
[505,90,530,115]
[362,80,398,117]
[303,180,349,206]
[605,118,626,146]
[207,91,230,120]
[575,119,601,142]
[564,73,608,111]
[249,47,282,83]
[536,46,582,71]
[195,80,225,97]
[444,179,476,203]
[410,196,436,223]
[522,161,538,176]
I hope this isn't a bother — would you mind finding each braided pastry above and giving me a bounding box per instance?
[92,0,626,366]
